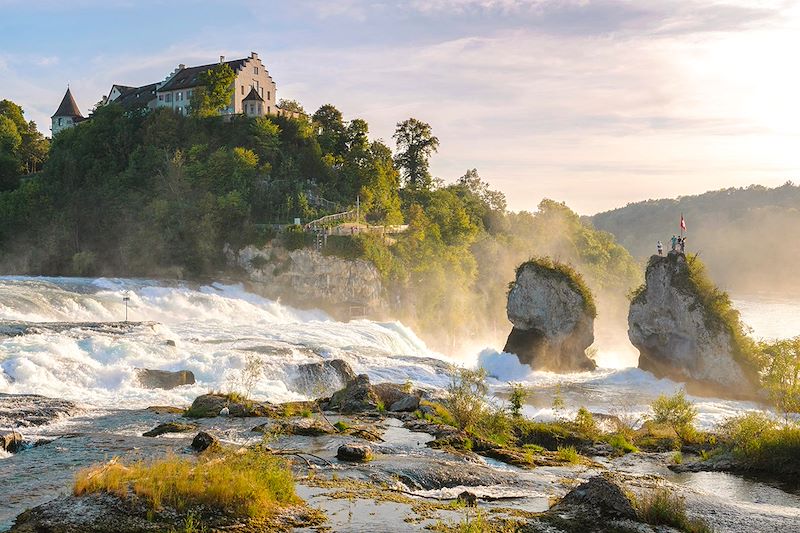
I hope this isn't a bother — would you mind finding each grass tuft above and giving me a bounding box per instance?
[635,488,713,533]
[74,449,298,520]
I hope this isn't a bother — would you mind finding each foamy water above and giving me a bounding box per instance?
[0,277,795,429]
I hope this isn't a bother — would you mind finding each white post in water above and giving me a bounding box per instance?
[123,293,130,322]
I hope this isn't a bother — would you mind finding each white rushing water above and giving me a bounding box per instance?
[1,277,799,428]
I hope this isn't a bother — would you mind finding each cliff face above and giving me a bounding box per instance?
[503,261,596,371]
[628,252,757,397]
[229,244,384,315]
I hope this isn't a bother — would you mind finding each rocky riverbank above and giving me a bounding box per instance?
[4,371,800,532]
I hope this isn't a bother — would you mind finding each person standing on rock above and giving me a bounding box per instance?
[680,236,686,253]
[671,235,677,251]
[657,240,663,256]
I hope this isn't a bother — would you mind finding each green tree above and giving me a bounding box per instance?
[393,118,439,189]
[758,337,800,415]
[650,389,698,440]
[312,104,346,157]
[190,64,236,117]
[277,99,305,114]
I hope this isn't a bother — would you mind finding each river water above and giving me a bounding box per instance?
[1,277,799,530]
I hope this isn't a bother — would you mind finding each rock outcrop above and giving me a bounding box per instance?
[325,374,379,413]
[230,243,384,317]
[142,421,197,437]
[0,393,80,428]
[136,369,195,390]
[292,359,356,397]
[503,259,596,371]
[628,253,759,397]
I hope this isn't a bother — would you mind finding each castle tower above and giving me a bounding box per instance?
[51,88,84,135]
[242,87,265,117]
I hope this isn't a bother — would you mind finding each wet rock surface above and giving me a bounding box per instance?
[337,443,373,462]
[0,393,80,428]
[135,368,195,390]
[292,359,356,396]
[0,320,157,338]
[324,374,379,413]
[190,431,219,452]
[142,421,197,437]
[185,393,277,418]
[504,261,596,371]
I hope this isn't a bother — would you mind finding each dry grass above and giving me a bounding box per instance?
[74,449,298,519]
[635,488,713,533]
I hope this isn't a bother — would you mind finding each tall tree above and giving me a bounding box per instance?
[393,118,439,189]
[312,104,346,157]
[189,64,236,117]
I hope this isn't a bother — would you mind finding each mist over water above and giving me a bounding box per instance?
[1,277,797,429]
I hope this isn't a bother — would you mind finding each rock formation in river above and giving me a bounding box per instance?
[628,252,759,397]
[503,258,596,371]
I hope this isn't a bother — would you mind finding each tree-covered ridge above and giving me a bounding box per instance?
[0,98,639,347]
[590,183,800,291]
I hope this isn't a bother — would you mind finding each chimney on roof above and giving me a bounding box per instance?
[219,55,225,63]
[178,63,185,70]
[251,52,258,59]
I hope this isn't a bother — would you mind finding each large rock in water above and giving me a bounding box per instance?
[292,359,356,396]
[136,369,195,390]
[503,260,596,371]
[628,252,759,397]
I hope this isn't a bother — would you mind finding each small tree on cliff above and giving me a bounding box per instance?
[393,118,439,190]
[190,64,236,117]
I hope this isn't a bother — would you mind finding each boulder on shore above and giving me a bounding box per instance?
[136,369,195,390]
[184,393,276,418]
[628,252,759,397]
[337,443,373,462]
[191,431,219,452]
[1,431,23,453]
[292,359,356,396]
[503,259,596,371]
[325,374,379,413]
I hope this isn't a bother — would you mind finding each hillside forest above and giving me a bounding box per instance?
[591,183,800,293]
[0,92,640,349]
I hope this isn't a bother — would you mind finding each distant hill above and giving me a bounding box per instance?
[589,183,800,293]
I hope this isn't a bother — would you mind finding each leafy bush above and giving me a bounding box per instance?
[74,450,298,519]
[573,407,599,440]
[507,383,528,418]
[446,367,489,431]
[556,446,579,464]
[634,488,712,533]
[717,412,800,474]
[606,433,638,454]
[757,337,800,414]
[650,389,697,440]
[282,225,313,251]
[680,254,759,378]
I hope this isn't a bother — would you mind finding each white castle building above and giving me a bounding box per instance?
[52,52,297,135]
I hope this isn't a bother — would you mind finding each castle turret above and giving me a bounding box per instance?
[242,86,265,117]
[51,88,84,135]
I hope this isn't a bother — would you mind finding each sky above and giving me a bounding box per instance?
[1,0,799,215]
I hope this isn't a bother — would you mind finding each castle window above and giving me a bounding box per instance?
[267,91,270,100]
[241,85,245,95]
[58,117,62,126]
[158,94,163,101]
[254,67,258,74]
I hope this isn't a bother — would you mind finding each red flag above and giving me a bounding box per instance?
[680,214,686,232]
